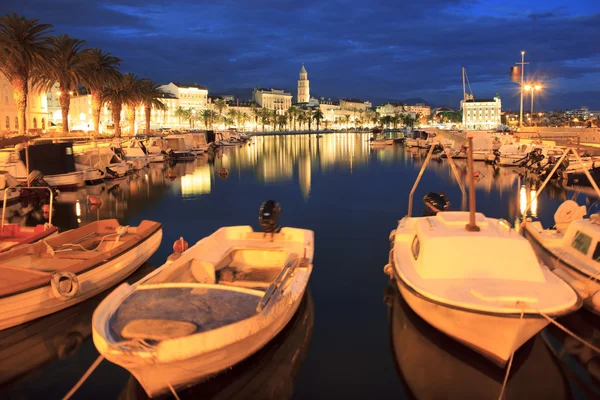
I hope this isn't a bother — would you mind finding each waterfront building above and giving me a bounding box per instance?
[0,74,49,133]
[460,95,502,130]
[340,99,370,112]
[297,64,310,104]
[253,88,292,113]
[405,104,431,120]
[160,83,208,111]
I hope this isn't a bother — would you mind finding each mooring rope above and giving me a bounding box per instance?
[537,310,600,354]
[167,382,181,400]
[62,355,104,400]
[498,307,525,400]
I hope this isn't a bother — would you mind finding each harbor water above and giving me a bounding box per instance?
[1,133,599,399]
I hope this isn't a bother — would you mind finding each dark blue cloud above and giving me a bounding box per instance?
[1,0,599,109]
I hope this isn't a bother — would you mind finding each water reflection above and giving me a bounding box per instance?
[542,311,600,398]
[385,282,570,399]
[0,263,157,398]
[120,291,314,400]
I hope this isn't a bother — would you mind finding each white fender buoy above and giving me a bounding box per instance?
[51,272,79,301]
[383,263,393,277]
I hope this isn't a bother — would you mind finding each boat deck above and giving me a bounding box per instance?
[109,287,261,341]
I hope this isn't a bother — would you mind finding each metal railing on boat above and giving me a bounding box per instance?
[256,254,302,312]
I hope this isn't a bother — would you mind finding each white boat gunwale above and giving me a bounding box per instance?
[389,254,582,319]
[0,221,163,300]
[523,224,598,280]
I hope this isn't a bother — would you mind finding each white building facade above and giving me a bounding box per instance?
[0,74,49,133]
[253,88,292,113]
[460,95,502,130]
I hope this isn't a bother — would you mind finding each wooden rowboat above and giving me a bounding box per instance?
[0,219,162,331]
[93,223,313,398]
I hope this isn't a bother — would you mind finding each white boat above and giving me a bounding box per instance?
[523,200,600,315]
[0,219,162,331]
[75,147,130,179]
[93,205,313,398]
[190,132,209,154]
[388,211,580,366]
[0,143,84,189]
[122,140,167,163]
[370,139,394,146]
[156,137,196,160]
[75,164,105,185]
[386,282,571,399]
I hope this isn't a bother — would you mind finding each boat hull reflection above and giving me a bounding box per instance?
[385,282,569,399]
[119,291,314,400]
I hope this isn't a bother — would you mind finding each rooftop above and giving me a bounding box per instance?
[172,82,207,90]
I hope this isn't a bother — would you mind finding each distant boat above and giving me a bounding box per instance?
[93,201,314,398]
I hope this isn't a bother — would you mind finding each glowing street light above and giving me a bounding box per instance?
[524,84,542,124]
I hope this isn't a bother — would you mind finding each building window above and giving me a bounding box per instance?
[14,117,18,130]
[33,118,37,129]
[41,118,45,130]
[5,116,8,129]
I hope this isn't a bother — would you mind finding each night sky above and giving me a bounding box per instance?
[3,0,600,110]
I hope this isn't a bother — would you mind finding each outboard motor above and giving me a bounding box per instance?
[423,192,450,216]
[27,170,49,187]
[259,200,281,236]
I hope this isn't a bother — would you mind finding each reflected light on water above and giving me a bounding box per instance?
[75,200,81,217]
[180,164,211,197]
[519,184,538,218]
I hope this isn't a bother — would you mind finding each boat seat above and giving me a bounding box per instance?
[121,319,197,341]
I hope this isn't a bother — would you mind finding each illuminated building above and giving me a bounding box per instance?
[461,95,502,130]
[253,88,292,112]
[0,74,49,132]
[297,64,310,104]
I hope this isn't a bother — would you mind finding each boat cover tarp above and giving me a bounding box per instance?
[109,287,260,341]
[19,143,76,175]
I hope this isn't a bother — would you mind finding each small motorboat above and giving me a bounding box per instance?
[0,219,162,331]
[523,200,600,315]
[93,201,314,398]
[385,137,580,366]
[0,223,58,253]
[385,282,571,399]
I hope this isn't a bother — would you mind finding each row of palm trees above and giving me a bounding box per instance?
[0,13,167,136]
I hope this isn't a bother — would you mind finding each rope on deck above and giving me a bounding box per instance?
[62,355,104,400]
[498,307,524,400]
[167,382,181,400]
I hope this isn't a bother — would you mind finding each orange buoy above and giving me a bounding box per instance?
[218,168,229,180]
[173,237,189,254]
[167,173,177,181]
[42,204,50,218]
[87,196,102,207]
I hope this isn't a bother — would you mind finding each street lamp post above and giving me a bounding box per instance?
[524,84,542,125]
[516,51,530,126]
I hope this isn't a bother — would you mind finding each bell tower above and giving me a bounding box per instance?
[297,63,309,103]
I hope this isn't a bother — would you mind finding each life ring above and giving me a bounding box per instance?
[51,272,79,301]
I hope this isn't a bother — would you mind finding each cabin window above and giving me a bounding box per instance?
[411,236,420,260]
[4,116,7,129]
[14,117,18,129]
[571,231,592,255]
[592,243,600,262]
[33,118,37,129]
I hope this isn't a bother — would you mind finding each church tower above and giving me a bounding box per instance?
[297,63,309,103]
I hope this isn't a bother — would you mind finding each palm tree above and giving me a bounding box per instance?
[277,115,287,131]
[102,72,141,137]
[121,73,144,135]
[81,48,121,135]
[214,98,227,117]
[44,34,90,135]
[174,106,188,126]
[201,109,217,129]
[286,106,298,131]
[312,109,323,131]
[391,114,400,129]
[251,103,261,131]
[0,14,52,135]
[139,79,167,135]
[297,112,306,130]
[345,114,351,129]
[227,108,238,128]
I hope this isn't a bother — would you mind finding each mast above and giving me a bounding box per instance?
[462,67,466,103]
[465,135,480,232]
